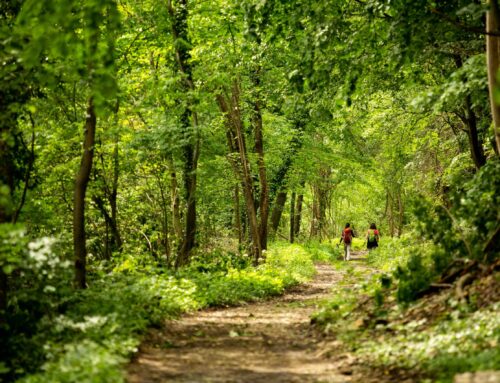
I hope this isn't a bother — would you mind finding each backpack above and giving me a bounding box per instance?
[367,229,377,243]
[343,228,352,244]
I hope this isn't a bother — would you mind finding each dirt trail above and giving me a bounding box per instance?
[127,251,371,383]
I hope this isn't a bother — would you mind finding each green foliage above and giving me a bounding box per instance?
[303,241,341,262]
[0,225,72,381]
[391,158,500,303]
[449,158,500,261]
[359,303,500,381]
[394,252,434,303]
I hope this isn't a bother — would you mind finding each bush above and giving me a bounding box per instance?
[384,158,500,303]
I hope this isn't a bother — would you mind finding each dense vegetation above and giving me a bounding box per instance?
[1,0,499,381]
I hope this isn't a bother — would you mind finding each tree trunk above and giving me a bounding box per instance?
[387,190,395,237]
[487,0,500,154]
[109,131,122,251]
[73,98,96,289]
[12,115,35,224]
[251,69,269,251]
[453,55,486,168]
[236,108,261,263]
[92,195,121,259]
[310,176,329,240]
[310,185,320,238]
[177,109,198,267]
[155,170,171,267]
[397,190,404,237]
[294,193,304,237]
[169,158,183,243]
[168,0,199,268]
[270,191,287,234]
[216,86,261,262]
[234,184,242,244]
[464,95,486,169]
[290,192,296,243]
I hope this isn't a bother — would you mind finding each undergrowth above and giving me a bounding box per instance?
[312,236,500,383]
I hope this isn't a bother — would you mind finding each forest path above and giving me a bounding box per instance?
[127,250,376,383]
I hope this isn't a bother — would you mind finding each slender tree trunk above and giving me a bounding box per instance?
[397,190,404,237]
[92,195,120,259]
[487,0,500,154]
[310,185,319,238]
[294,193,304,237]
[270,191,287,234]
[464,95,486,168]
[234,184,242,244]
[12,116,35,224]
[169,158,183,243]
[290,192,296,243]
[73,98,96,289]
[251,69,269,251]
[177,109,198,267]
[387,191,395,237]
[110,129,122,250]
[155,171,171,267]
[453,55,486,168]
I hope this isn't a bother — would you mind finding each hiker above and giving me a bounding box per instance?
[366,223,380,250]
[339,223,355,261]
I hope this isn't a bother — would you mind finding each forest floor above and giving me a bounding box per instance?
[127,251,390,383]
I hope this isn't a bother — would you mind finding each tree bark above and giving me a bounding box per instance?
[169,158,183,242]
[387,190,395,237]
[12,115,35,224]
[397,190,404,237]
[109,131,122,251]
[234,184,242,244]
[73,98,96,289]
[464,95,486,169]
[294,193,304,237]
[154,169,171,267]
[216,86,261,262]
[270,191,287,234]
[251,69,269,251]
[453,55,486,169]
[487,0,500,155]
[168,0,199,268]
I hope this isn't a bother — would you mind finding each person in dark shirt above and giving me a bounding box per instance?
[366,223,380,250]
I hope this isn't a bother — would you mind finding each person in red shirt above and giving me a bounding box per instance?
[366,223,380,250]
[339,223,355,261]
